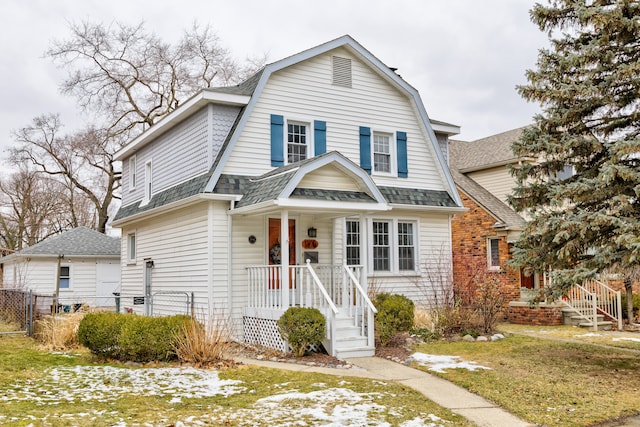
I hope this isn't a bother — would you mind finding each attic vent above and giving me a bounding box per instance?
[332,56,352,88]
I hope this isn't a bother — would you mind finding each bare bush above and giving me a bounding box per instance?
[35,309,88,351]
[173,313,233,367]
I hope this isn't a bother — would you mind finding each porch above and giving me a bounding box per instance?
[243,262,377,358]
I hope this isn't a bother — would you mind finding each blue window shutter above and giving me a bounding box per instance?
[270,114,284,167]
[397,131,408,178]
[314,120,326,156]
[359,126,371,174]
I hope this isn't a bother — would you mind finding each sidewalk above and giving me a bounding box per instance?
[234,355,534,427]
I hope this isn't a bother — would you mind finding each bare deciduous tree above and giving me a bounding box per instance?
[10,115,118,234]
[46,20,265,139]
[0,168,67,250]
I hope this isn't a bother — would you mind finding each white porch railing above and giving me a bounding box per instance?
[562,279,622,331]
[246,262,377,356]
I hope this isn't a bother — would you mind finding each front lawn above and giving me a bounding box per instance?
[412,326,640,427]
[0,333,470,426]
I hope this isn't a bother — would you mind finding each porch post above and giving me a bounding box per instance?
[359,214,369,294]
[281,210,290,308]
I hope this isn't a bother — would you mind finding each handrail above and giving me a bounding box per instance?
[305,260,339,314]
[563,284,598,331]
[584,279,622,330]
[343,264,377,314]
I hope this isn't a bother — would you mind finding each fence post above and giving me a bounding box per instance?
[191,292,195,318]
[28,290,33,337]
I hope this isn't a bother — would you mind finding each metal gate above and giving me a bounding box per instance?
[0,289,53,336]
[150,291,194,317]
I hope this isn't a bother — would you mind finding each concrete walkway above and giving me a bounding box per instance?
[234,355,533,427]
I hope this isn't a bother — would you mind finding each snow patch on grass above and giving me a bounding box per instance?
[409,353,492,373]
[1,365,243,404]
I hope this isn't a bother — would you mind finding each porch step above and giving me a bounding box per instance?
[561,309,613,330]
[334,345,375,359]
[578,320,613,330]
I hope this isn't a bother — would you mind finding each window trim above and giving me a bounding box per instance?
[142,160,152,206]
[370,129,397,176]
[129,155,137,192]
[346,217,419,275]
[285,118,314,165]
[487,237,501,270]
[59,264,71,289]
[127,232,137,264]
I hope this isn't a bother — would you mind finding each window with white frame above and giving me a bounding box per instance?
[373,132,392,173]
[487,237,500,269]
[127,233,136,262]
[372,221,391,271]
[397,222,415,271]
[348,219,417,273]
[553,164,575,181]
[143,160,152,204]
[129,156,136,190]
[345,220,360,265]
[287,121,309,163]
[59,265,70,289]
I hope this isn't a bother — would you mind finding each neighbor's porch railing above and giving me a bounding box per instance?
[562,279,622,331]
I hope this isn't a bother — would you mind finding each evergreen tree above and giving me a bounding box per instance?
[509,0,640,297]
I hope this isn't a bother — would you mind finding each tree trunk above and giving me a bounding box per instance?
[623,277,634,325]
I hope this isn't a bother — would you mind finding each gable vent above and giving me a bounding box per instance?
[332,56,352,88]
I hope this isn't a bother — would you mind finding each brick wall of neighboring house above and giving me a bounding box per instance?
[451,191,521,304]
[507,302,564,325]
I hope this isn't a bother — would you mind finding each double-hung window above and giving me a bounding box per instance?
[59,265,70,289]
[129,156,136,191]
[345,220,361,265]
[127,233,136,263]
[142,160,152,205]
[487,237,500,270]
[373,132,392,173]
[287,122,309,163]
[397,222,415,271]
[372,221,390,271]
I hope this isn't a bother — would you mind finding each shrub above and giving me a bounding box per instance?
[174,314,232,367]
[374,293,414,346]
[78,312,130,359]
[119,315,191,362]
[277,307,326,357]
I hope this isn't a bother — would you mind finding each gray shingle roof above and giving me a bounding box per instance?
[378,187,457,207]
[449,135,525,230]
[15,227,120,257]
[451,127,527,172]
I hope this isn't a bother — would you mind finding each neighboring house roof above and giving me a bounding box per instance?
[449,138,525,231]
[2,227,121,261]
[453,126,528,173]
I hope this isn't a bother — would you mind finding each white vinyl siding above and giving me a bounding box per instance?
[297,164,361,190]
[222,47,447,192]
[121,105,240,207]
[120,203,211,316]
[467,166,516,206]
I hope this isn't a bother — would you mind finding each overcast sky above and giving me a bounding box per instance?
[0,0,548,170]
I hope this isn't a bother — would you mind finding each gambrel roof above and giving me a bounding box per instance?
[113,35,463,224]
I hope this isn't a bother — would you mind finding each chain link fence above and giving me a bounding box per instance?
[0,289,56,336]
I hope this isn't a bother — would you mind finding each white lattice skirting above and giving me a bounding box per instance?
[243,316,288,352]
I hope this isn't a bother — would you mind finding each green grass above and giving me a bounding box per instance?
[0,332,470,426]
[413,329,640,427]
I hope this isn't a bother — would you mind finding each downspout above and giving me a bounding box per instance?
[227,200,235,321]
[208,202,214,318]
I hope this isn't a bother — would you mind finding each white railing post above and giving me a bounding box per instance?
[616,290,623,330]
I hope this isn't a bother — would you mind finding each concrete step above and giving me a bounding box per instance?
[334,345,375,359]
[578,320,613,331]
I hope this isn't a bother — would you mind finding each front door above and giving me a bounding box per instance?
[268,218,296,288]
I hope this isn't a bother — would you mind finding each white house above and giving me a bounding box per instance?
[1,227,121,310]
[112,35,464,358]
